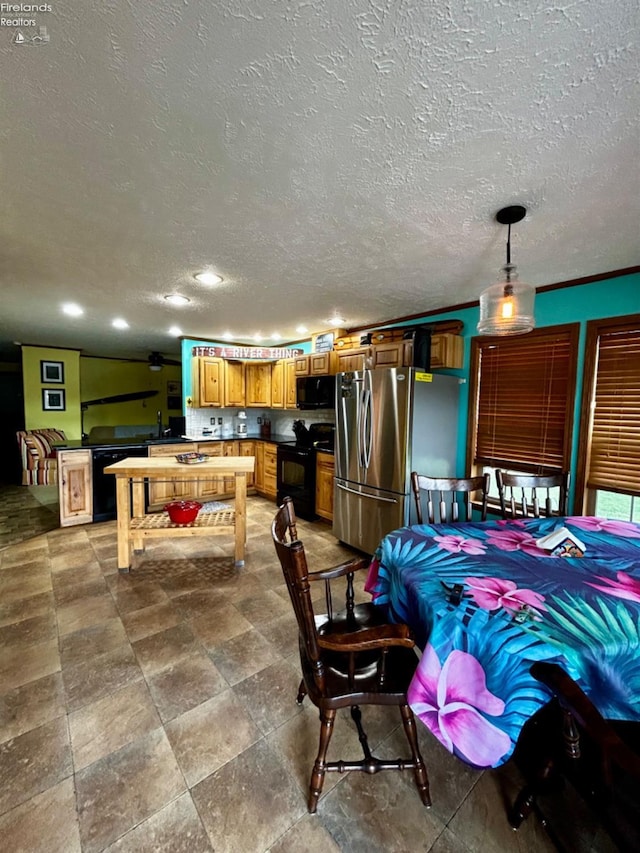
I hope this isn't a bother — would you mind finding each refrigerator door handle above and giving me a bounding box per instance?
[357,387,368,468]
[362,387,372,469]
[335,482,399,504]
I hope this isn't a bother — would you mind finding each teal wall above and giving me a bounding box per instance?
[390,271,639,509]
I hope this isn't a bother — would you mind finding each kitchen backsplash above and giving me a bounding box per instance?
[185,408,335,439]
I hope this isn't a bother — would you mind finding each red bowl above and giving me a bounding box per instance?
[164,500,202,524]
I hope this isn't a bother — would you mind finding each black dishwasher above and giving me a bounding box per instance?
[92,445,150,522]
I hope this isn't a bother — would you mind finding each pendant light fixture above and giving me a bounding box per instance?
[477,205,535,336]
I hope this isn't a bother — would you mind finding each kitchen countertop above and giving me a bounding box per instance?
[53,433,306,451]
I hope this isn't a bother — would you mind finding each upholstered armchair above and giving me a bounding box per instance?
[16,429,67,485]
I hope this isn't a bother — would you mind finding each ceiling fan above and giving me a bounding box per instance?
[148,351,181,371]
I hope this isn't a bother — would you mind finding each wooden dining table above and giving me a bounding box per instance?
[364,515,640,769]
[104,455,255,572]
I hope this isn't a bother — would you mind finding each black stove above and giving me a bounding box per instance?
[276,422,335,519]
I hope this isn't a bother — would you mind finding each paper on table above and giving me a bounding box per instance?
[536,526,586,554]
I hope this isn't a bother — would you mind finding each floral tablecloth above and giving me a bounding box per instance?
[364,516,640,769]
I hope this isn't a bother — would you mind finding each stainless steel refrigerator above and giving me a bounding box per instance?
[333,368,459,554]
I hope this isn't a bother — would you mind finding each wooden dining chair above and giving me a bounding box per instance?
[410,473,490,524]
[496,470,570,519]
[510,662,640,852]
[272,496,431,813]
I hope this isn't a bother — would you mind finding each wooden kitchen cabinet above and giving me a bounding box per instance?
[315,451,335,522]
[254,442,265,492]
[371,340,412,369]
[147,443,197,508]
[192,357,224,407]
[58,449,93,527]
[224,360,246,407]
[294,351,336,376]
[196,442,225,499]
[284,358,297,408]
[430,333,463,369]
[239,440,255,488]
[245,362,272,407]
[334,347,370,373]
[270,360,285,408]
[262,442,278,499]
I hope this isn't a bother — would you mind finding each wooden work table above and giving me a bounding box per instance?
[104,455,255,573]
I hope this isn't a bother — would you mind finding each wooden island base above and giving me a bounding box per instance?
[105,456,255,573]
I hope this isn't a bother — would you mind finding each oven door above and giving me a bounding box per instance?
[277,445,316,520]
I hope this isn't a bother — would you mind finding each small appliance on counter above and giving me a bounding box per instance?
[235,410,248,437]
[260,417,271,438]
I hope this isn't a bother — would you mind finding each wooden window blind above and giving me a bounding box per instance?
[470,324,579,473]
[583,317,640,496]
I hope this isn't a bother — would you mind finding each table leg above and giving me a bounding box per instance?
[131,477,145,553]
[234,472,247,567]
[115,475,132,573]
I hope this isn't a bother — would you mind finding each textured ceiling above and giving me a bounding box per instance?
[1,0,639,361]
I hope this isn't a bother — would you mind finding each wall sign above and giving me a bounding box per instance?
[192,346,304,360]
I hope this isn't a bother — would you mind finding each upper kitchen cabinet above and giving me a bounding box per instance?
[285,358,297,409]
[294,351,336,376]
[270,360,285,409]
[245,362,272,407]
[224,360,246,407]
[191,356,224,407]
[335,347,371,373]
[430,333,463,369]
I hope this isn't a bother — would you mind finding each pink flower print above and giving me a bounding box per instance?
[408,646,511,767]
[565,517,640,539]
[486,528,550,557]
[497,518,526,528]
[434,534,487,556]
[464,576,547,615]
[586,571,640,604]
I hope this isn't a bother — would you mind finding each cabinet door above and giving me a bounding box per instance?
[371,341,407,369]
[315,452,335,521]
[263,443,278,499]
[270,361,285,409]
[148,444,196,507]
[199,358,224,406]
[335,347,370,373]
[254,442,265,492]
[294,356,309,377]
[430,333,463,369]
[285,359,297,409]
[309,352,335,375]
[197,442,224,498]
[224,360,246,407]
[245,363,272,407]
[58,450,93,527]
[223,440,240,492]
[239,440,256,487]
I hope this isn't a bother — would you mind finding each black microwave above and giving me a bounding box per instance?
[296,375,336,410]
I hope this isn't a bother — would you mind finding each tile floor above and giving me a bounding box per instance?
[0,489,617,852]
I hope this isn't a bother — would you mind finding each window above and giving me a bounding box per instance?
[576,314,640,516]
[467,324,579,485]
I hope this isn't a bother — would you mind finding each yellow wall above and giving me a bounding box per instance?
[80,358,182,434]
[22,346,82,438]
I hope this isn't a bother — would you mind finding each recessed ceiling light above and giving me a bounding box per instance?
[296,324,308,334]
[271,332,282,340]
[253,333,263,342]
[329,315,346,326]
[222,332,234,341]
[164,294,190,306]
[112,318,129,330]
[194,271,223,286]
[169,326,182,336]
[62,303,84,317]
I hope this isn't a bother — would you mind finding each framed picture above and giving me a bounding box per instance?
[41,360,64,384]
[167,380,182,396]
[42,388,66,411]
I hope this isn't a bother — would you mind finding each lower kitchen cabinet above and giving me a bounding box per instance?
[254,442,265,492]
[262,442,278,500]
[315,451,335,522]
[196,442,225,499]
[58,449,93,527]
[239,440,256,487]
[147,443,198,508]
